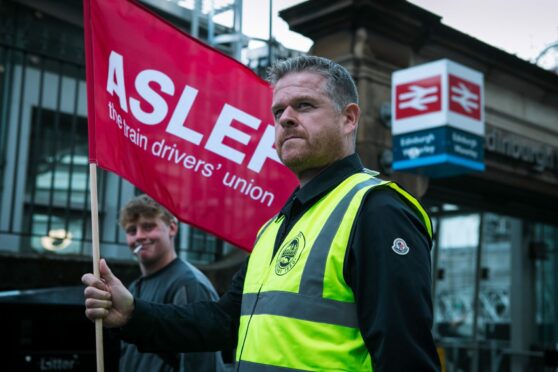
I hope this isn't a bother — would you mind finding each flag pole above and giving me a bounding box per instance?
[89,163,104,372]
[82,0,103,366]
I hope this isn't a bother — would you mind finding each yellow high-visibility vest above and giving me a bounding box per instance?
[236,171,432,371]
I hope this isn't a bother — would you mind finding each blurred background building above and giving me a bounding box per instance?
[0,0,557,371]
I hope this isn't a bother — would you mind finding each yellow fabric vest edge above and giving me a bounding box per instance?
[236,172,432,371]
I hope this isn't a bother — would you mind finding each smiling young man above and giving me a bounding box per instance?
[117,194,224,372]
[121,197,178,278]
[83,56,440,371]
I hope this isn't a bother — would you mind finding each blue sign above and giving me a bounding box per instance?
[393,127,485,178]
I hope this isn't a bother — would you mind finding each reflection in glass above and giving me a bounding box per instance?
[479,213,511,341]
[31,213,84,255]
[534,222,558,348]
[435,213,479,338]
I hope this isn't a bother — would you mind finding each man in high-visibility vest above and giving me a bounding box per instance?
[83,55,441,371]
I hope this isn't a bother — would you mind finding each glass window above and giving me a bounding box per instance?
[26,107,89,206]
[29,213,86,255]
[434,212,480,339]
[429,201,558,370]
[479,213,512,341]
[433,209,514,341]
[23,104,91,256]
[534,222,558,347]
[186,227,223,264]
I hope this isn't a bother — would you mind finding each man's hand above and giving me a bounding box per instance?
[82,258,134,328]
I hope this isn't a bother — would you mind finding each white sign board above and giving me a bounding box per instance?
[392,59,484,136]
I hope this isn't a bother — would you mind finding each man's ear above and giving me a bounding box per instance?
[169,221,178,238]
[343,103,360,135]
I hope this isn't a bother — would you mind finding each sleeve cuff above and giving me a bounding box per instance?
[119,298,151,344]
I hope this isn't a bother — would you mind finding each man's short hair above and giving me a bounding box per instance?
[267,55,359,112]
[119,194,177,228]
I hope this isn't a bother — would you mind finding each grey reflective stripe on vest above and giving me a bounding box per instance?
[238,360,309,371]
[242,176,384,327]
[299,177,384,296]
[241,290,358,328]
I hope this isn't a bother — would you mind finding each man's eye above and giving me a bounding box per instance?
[273,109,284,120]
[126,227,137,235]
[141,223,156,231]
[298,102,313,109]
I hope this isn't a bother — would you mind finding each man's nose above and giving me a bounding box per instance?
[279,106,297,127]
[135,227,147,240]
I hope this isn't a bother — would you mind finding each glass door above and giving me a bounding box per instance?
[430,204,516,371]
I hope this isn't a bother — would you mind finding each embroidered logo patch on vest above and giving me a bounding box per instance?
[391,238,410,255]
[275,232,306,276]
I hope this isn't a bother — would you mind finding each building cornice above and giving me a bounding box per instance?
[280,0,558,99]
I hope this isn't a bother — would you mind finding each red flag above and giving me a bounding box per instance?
[83,0,298,251]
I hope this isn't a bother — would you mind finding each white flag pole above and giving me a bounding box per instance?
[89,163,104,372]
